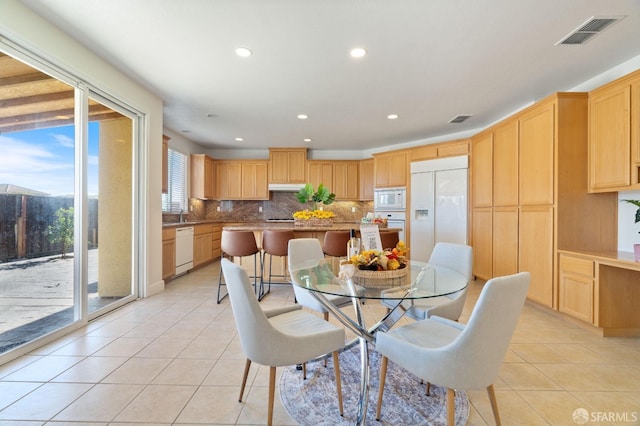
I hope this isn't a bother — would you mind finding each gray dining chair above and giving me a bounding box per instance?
[380,242,472,321]
[288,238,364,321]
[375,271,530,426]
[220,258,345,426]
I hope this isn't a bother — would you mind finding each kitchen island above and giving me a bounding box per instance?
[222,221,399,233]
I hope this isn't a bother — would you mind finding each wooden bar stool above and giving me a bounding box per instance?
[322,231,350,268]
[380,230,400,250]
[218,230,263,303]
[261,229,296,296]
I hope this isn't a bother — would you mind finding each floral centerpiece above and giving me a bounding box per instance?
[293,183,336,226]
[348,241,409,271]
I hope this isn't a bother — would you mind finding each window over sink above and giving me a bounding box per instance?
[162,148,188,213]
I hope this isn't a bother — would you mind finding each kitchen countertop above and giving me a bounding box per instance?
[222,222,400,232]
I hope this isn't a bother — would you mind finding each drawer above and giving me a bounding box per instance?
[194,224,214,235]
[162,227,176,241]
[559,254,594,278]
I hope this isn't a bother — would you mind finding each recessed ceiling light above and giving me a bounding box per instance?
[235,137,244,142]
[387,114,399,120]
[205,113,218,118]
[303,138,312,143]
[297,114,308,119]
[181,129,191,133]
[235,47,252,57]
[350,47,367,58]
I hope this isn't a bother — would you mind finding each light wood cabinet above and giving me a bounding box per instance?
[519,205,554,307]
[216,161,242,199]
[588,69,640,192]
[333,161,359,200]
[374,150,408,188]
[162,227,176,281]
[409,139,470,162]
[193,224,214,267]
[492,121,518,207]
[359,159,374,200]
[307,161,333,190]
[212,224,221,259]
[191,154,216,199]
[269,148,307,184]
[471,131,493,208]
[519,102,554,205]
[307,160,359,200]
[492,207,518,277]
[162,135,169,194]
[471,208,492,280]
[470,93,615,308]
[216,160,268,200]
[241,162,268,199]
[558,254,594,324]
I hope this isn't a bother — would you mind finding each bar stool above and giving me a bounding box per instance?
[323,231,350,266]
[261,229,295,296]
[218,230,263,303]
[380,230,400,250]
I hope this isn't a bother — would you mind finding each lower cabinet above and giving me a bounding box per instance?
[162,228,176,281]
[519,205,554,308]
[471,208,493,280]
[558,254,594,324]
[212,224,221,259]
[194,224,214,267]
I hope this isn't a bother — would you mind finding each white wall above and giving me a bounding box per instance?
[619,190,640,252]
[0,0,165,296]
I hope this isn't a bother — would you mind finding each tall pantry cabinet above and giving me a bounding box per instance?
[471,93,617,309]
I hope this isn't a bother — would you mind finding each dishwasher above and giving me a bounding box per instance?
[175,226,194,275]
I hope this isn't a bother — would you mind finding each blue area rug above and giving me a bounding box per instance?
[279,344,469,425]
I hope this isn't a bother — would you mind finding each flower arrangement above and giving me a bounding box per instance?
[348,241,408,271]
[292,209,336,220]
[293,183,336,225]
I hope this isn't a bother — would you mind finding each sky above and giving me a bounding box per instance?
[0,122,100,196]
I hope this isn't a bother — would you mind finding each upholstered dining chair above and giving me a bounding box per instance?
[220,259,345,426]
[288,238,364,321]
[380,242,473,321]
[375,271,530,426]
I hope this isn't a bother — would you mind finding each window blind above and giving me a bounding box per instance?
[162,148,187,213]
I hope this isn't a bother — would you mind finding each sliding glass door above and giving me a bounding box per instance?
[0,50,139,357]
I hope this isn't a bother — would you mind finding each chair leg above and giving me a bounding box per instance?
[332,351,344,416]
[268,366,276,426]
[426,381,431,396]
[239,359,251,402]
[447,388,455,426]
[302,362,307,380]
[487,384,502,426]
[375,356,388,420]
[217,254,228,304]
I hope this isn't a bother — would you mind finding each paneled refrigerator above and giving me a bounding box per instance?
[410,156,468,262]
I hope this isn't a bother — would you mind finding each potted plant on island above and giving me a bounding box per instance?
[293,183,336,226]
[621,199,640,261]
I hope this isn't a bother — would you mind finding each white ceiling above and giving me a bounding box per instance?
[20,0,640,152]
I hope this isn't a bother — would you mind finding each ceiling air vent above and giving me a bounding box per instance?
[556,16,625,45]
[449,114,472,124]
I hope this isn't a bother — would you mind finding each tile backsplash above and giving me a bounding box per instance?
[183,192,373,223]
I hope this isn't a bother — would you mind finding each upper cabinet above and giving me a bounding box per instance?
[269,148,307,184]
[519,101,555,205]
[191,154,216,199]
[373,150,408,188]
[216,160,268,200]
[359,158,374,200]
[409,139,469,162]
[588,69,640,192]
[307,160,359,200]
[471,131,493,208]
[162,135,169,194]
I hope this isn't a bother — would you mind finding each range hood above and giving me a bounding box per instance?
[268,183,305,192]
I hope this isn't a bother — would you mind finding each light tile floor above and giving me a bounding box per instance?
[0,261,639,425]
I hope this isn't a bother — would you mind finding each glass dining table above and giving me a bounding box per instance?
[289,259,468,426]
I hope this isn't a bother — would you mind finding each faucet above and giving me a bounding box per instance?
[179,209,184,223]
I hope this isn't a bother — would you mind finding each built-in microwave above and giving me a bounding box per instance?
[374,187,406,211]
